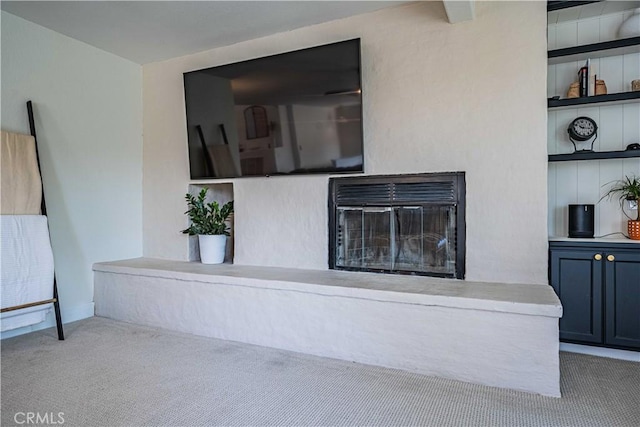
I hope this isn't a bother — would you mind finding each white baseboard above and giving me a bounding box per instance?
[560,343,640,362]
[1,302,95,340]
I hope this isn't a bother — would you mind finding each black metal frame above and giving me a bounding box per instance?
[328,172,466,279]
[0,101,65,340]
[28,101,64,340]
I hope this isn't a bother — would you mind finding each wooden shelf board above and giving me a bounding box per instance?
[547,1,600,12]
[549,238,640,247]
[548,149,640,162]
[548,37,640,64]
[548,91,640,109]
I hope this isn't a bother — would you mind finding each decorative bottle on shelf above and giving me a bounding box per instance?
[618,8,640,38]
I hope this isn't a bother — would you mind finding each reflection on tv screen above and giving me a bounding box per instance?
[183,39,363,179]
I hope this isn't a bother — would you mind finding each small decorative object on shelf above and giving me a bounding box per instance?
[600,175,640,240]
[568,204,595,238]
[567,116,598,152]
[630,220,640,240]
[567,82,580,98]
[569,59,600,97]
[632,79,640,92]
[578,65,589,96]
[618,8,640,38]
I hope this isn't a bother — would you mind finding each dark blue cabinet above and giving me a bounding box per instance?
[549,242,640,351]
[550,248,603,344]
[604,251,640,349]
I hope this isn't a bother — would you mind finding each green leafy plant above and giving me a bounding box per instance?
[600,175,640,221]
[181,189,234,236]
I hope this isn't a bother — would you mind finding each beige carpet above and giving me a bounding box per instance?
[1,317,639,427]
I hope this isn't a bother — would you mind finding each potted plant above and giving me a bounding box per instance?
[182,188,234,264]
[601,175,640,240]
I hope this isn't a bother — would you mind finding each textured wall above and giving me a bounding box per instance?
[143,1,549,284]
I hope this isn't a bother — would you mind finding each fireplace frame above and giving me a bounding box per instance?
[328,172,466,279]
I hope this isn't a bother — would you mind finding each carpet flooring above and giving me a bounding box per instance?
[1,317,639,427]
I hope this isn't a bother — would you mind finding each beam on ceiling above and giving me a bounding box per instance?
[442,0,475,24]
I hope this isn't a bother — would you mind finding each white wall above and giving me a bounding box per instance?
[547,9,640,237]
[143,1,549,285]
[1,12,143,337]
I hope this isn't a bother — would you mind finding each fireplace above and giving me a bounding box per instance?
[329,173,465,279]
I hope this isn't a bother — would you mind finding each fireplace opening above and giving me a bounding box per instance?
[329,173,465,279]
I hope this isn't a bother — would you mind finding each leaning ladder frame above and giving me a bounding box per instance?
[0,101,65,340]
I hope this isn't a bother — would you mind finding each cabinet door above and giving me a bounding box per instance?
[550,249,603,344]
[604,251,640,350]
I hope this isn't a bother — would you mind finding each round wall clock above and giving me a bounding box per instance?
[567,116,598,152]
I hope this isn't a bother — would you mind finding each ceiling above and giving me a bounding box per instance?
[1,1,414,64]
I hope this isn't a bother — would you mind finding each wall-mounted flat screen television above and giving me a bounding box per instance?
[184,39,363,179]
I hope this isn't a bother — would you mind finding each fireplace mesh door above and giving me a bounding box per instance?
[330,173,465,278]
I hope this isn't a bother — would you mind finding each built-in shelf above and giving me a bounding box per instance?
[548,91,640,109]
[547,1,600,12]
[546,2,640,356]
[548,149,640,162]
[548,1,640,20]
[548,37,640,65]
[549,237,640,246]
[189,179,235,185]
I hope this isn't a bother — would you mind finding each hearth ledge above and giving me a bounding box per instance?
[93,257,561,318]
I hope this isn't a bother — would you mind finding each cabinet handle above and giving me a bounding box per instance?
[607,255,615,262]
[594,254,602,261]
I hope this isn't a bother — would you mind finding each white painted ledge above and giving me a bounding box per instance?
[93,258,562,318]
[94,258,562,397]
[549,237,640,245]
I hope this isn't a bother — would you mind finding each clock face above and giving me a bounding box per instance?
[573,118,594,136]
[568,116,597,141]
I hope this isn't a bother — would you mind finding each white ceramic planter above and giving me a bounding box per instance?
[198,235,227,264]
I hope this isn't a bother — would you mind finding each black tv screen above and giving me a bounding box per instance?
[184,39,363,179]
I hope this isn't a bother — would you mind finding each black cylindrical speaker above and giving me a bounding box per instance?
[568,204,594,238]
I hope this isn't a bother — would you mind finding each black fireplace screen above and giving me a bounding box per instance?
[329,173,465,279]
